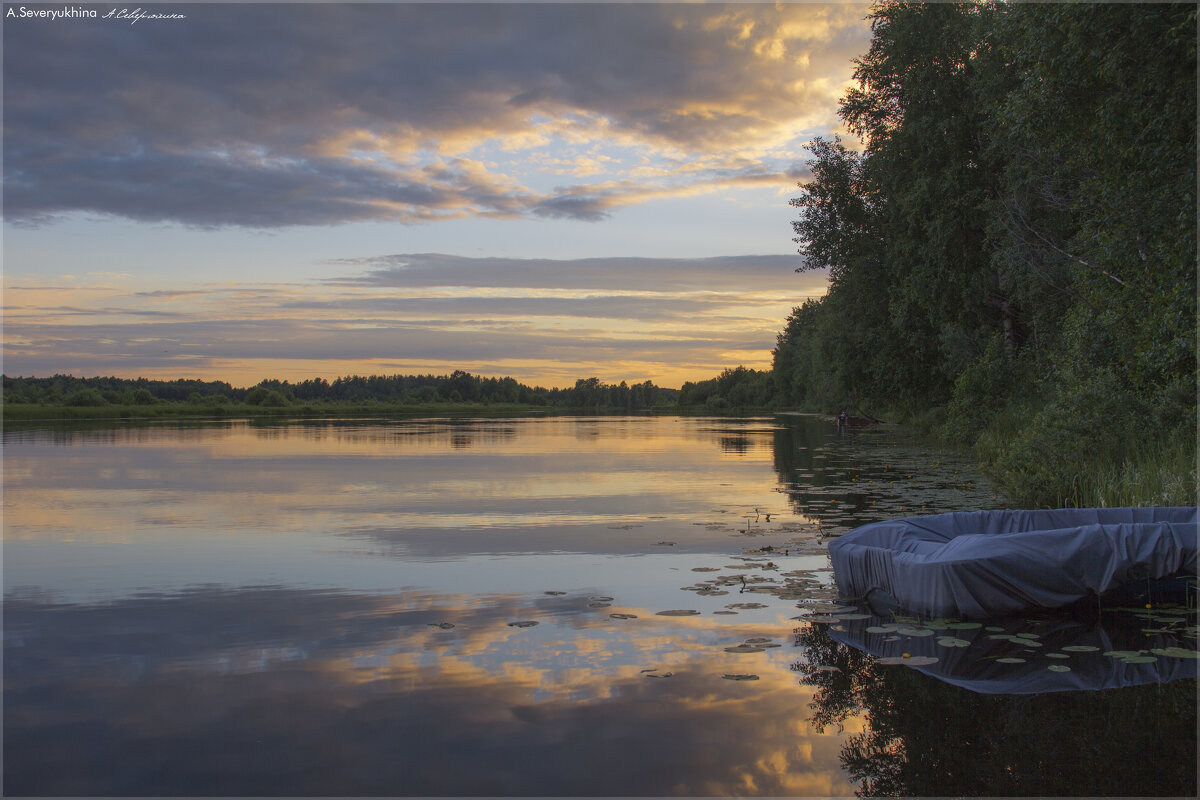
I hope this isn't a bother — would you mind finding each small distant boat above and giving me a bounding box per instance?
[829,507,1198,618]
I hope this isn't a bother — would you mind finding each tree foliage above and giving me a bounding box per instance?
[774,0,1195,504]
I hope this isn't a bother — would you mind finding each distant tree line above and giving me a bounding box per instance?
[1,371,689,411]
[773,1,1195,504]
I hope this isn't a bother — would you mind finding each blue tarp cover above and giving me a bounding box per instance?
[828,507,1198,618]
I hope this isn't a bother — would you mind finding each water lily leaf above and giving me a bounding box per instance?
[428,622,455,630]
[1019,640,1043,648]
[507,620,539,628]
[696,590,729,596]
[1061,645,1100,652]
[1120,656,1159,664]
[988,634,1017,641]
[610,613,638,620]
[865,626,895,634]
[724,644,766,653]
[985,626,1006,632]
[1046,653,1070,659]
[656,609,701,616]
[936,637,971,648]
[834,613,873,620]
[544,591,567,596]
[692,567,720,572]
[946,622,983,630]
[727,602,769,610]
[722,673,760,681]
[894,627,935,637]
[876,655,939,666]
[1151,647,1199,659]
[644,671,674,678]
[589,596,615,602]
[713,610,738,615]
[588,602,612,608]
[1047,664,1072,672]
[744,637,773,644]
[1013,632,1040,639]
[1103,650,1146,658]
[996,657,1026,664]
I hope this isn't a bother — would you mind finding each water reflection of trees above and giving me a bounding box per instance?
[792,623,1197,797]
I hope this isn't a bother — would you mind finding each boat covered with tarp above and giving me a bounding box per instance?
[828,507,1197,618]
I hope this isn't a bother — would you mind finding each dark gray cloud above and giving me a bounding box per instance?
[328,252,810,292]
[2,3,868,227]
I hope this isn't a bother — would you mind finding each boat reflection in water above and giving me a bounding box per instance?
[818,603,1198,694]
[793,602,1198,797]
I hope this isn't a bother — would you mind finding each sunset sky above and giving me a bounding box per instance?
[2,1,871,388]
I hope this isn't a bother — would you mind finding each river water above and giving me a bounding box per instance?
[3,414,1195,796]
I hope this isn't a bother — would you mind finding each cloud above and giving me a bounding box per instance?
[2,253,827,386]
[2,3,869,227]
[327,252,810,293]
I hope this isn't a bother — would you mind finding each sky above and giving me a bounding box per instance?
[2,1,872,389]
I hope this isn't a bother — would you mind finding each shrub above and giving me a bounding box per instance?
[64,388,108,407]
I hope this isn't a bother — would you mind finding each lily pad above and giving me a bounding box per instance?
[1103,650,1146,659]
[656,609,701,616]
[1061,645,1100,652]
[727,602,769,610]
[1047,664,1072,672]
[893,627,935,637]
[610,613,638,620]
[588,602,612,608]
[834,613,873,620]
[544,591,567,596]
[428,622,456,630]
[1120,656,1159,664]
[936,637,971,648]
[696,589,729,596]
[589,596,615,602]
[722,673,760,681]
[1046,653,1070,659]
[724,644,766,653]
[1150,647,1199,659]
[692,567,721,572]
[644,671,674,678]
[946,622,983,630]
[866,626,895,634]
[507,620,539,628]
[996,657,1026,664]
[877,655,939,666]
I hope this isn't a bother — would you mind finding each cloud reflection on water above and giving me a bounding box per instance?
[5,585,857,797]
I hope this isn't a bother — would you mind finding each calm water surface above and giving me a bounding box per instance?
[4,415,1195,796]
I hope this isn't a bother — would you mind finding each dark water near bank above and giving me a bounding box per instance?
[4,415,1195,796]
